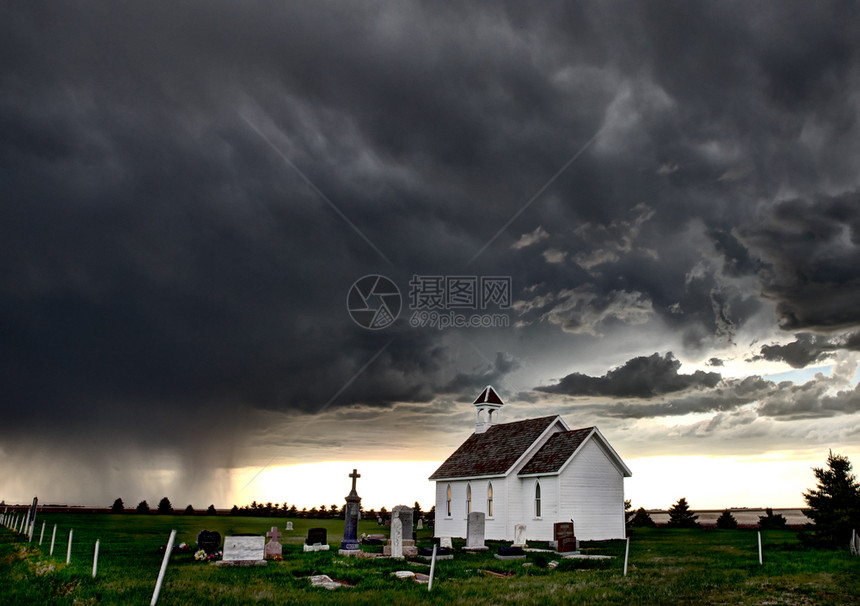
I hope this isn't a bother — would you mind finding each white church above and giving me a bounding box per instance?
[430,386,631,542]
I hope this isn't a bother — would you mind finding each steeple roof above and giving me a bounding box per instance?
[473,385,504,405]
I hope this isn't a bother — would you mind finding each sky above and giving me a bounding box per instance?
[3,1,860,513]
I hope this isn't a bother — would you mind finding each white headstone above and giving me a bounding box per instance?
[440,536,452,549]
[513,524,527,547]
[222,536,266,562]
[417,519,424,530]
[465,511,487,550]
[285,521,294,531]
[390,518,404,559]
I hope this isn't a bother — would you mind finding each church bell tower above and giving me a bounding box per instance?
[474,385,504,434]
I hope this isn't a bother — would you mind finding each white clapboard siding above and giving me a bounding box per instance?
[558,438,626,540]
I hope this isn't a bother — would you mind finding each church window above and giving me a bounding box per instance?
[534,480,542,518]
[466,483,472,514]
[487,482,494,517]
[446,484,452,517]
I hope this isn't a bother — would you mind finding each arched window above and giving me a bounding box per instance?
[466,483,472,515]
[446,484,452,517]
[534,480,542,518]
[487,482,494,517]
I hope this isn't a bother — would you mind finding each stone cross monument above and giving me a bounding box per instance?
[339,468,362,553]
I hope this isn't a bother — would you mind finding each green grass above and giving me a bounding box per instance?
[2,516,860,605]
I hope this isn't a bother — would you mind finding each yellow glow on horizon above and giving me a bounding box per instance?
[229,461,440,511]
[624,453,823,510]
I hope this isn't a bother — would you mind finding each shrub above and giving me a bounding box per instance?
[758,507,787,530]
[716,509,738,529]
[802,451,860,548]
[630,507,656,528]
[666,497,700,528]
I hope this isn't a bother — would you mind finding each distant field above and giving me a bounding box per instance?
[2,514,858,605]
[646,508,810,527]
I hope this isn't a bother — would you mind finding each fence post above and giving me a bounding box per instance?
[50,524,57,556]
[151,529,177,606]
[66,529,73,565]
[623,536,630,576]
[757,531,762,565]
[428,544,438,591]
[92,540,100,578]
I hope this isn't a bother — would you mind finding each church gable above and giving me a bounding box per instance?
[517,427,594,475]
[428,415,559,480]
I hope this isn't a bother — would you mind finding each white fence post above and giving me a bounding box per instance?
[623,536,630,576]
[66,529,73,565]
[92,540,100,578]
[150,529,177,606]
[428,544,438,591]
[757,531,762,565]
[50,524,57,556]
[39,521,45,545]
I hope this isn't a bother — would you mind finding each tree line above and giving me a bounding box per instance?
[109,497,434,521]
[626,451,860,549]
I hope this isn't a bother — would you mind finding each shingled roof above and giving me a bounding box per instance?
[428,415,559,480]
[517,427,594,475]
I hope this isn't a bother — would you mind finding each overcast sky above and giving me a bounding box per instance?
[3,1,860,510]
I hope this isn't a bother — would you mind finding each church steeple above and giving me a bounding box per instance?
[473,385,504,433]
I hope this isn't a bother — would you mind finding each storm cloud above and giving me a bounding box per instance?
[3,0,860,506]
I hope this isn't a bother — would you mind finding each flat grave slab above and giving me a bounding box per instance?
[217,536,267,566]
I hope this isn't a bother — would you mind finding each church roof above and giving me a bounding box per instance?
[517,427,594,475]
[473,385,504,405]
[428,415,559,480]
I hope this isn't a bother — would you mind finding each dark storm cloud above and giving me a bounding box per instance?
[3,0,860,503]
[737,192,860,332]
[537,352,721,398]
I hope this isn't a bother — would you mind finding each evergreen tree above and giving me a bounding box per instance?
[111,498,125,514]
[230,505,239,516]
[666,497,700,528]
[802,451,860,548]
[206,504,217,515]
[758,507,787,530]
[184,504,195,515]
[157,497,174,515]
[716,509,738,529]
[136,500,151,514]
[629,507,656,528]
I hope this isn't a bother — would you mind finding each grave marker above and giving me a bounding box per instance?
[196,530,221,555]
[553,522,578,553]
[265,526,283,558]
[465,511,488,550]
[392,505,414,541]
[340,468,362,554]
[219,536,267,566]
[513,523,527,548]
[303,527,329,552]
[285,521,293,531]
[390,517,404,559]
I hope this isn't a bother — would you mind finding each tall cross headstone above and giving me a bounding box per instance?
[265,526,283,559]
[340,468,361,553]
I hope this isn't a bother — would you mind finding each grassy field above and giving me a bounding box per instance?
[2,514,859,605]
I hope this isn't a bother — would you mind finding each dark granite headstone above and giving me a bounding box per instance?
[554,521,577,552]
[306,527,327,546]
[197,530,222,554]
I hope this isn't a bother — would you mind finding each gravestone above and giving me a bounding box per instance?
[392,505,414,541]
[196,530,222,554]
[285,521,293,531]
[417,519,423,530]
[217,536,266,566]
[440,536,453,549]
[553,522,578,553]
[265,526,282,558]
[465,511,488,550]
[513,524,527,548]
[303,527,330,552]
[339,468,362,555]
[390,518,404,559]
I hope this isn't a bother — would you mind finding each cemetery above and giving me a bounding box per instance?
[2,503,860,604]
